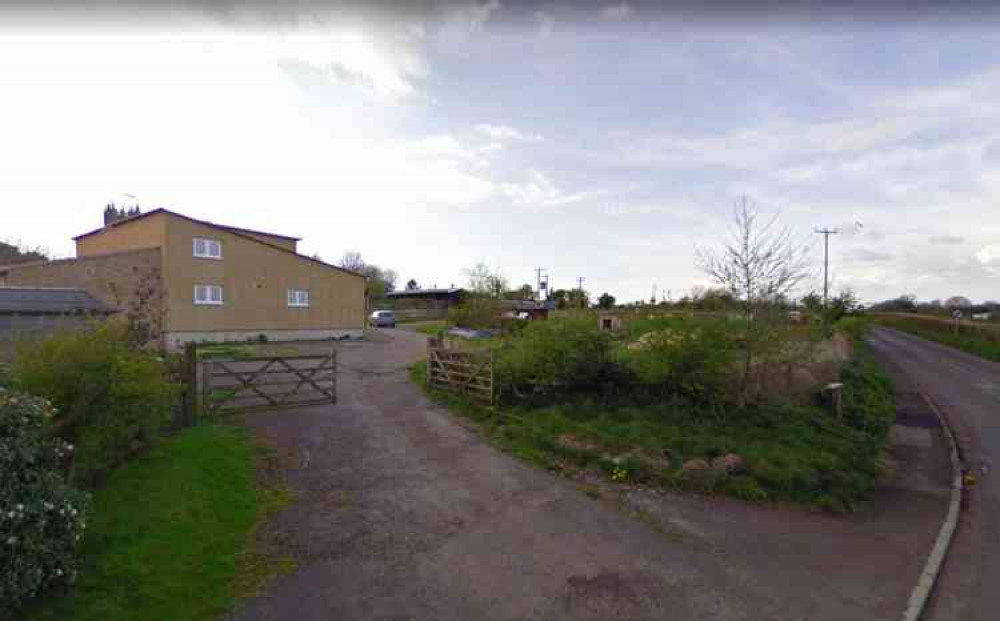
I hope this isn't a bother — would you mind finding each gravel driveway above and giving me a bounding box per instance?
[226,328,950,621]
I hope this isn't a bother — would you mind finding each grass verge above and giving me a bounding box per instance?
[412,321,450,336]
[26,423,289,621]
[411,337,894,513]
[872,315,1000,362]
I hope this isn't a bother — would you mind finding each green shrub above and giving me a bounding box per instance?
[11,321,179,485]
[494,318,613,400]
[0,389,89,616]
[621,319,734,404]
[448,295,503,329]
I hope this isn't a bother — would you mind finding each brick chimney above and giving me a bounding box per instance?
[103,203,140,226]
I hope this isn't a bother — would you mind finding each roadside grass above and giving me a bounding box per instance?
[197,343,257,360]
[411,339,894,513]
[873,314,1000,362]
[413,321,450,336]
[26,423,287,621]
[197,342,319,360]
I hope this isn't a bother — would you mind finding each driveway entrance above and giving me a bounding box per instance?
[227,328,950,621]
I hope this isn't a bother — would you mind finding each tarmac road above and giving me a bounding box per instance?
[867,327,1000,621]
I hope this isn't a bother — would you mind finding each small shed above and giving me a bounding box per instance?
[598,313,623,332]
[0,287,115,354]
[503,299,554,321]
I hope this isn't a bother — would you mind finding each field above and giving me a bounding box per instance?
[873,313,1000,362]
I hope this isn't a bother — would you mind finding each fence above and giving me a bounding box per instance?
[201,350,338,416]
[427,339,494,404]
[162,342,339,423]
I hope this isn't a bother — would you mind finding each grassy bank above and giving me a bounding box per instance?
[412,336,894,513]
[27,424,284,621]
[873,314,1000,362]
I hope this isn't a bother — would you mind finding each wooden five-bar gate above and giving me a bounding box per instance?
[201,351,337,415]
[427,340,494,404]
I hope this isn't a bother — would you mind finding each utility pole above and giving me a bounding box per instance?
[815,227,839,309]
[576,276,586,309]
[534,267,546,301]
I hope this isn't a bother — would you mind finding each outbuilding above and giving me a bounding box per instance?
[0,287,114,355]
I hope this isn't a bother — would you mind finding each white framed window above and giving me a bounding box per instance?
[287,289,309,307]
[193,237,222,259]
[194,284,224,305]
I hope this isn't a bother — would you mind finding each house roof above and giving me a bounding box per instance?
[0,287,115,315]
[214,224,301,242]
[72,207,301,242]
[386,288,465,297]
[69,208,363,280]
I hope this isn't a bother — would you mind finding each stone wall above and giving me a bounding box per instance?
[0,248,163,311]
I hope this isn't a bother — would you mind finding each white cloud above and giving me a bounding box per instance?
[600,3,635,21]
[273,29,429,100]
[534,10,555,37]
[474,124,543,143]
[500,170,604,208]
[977,244,1000,275]
[441,0,502,37]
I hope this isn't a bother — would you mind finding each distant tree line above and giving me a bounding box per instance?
[0,239,49,266]
[338,251,398,302]
[868,295,998,315]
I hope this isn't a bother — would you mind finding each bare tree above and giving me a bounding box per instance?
[696,196,809,405]
[465,262,508,298]
[697,196,808,319]
[338,250,366,273]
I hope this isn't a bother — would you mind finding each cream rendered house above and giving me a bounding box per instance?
[0,208,366,349]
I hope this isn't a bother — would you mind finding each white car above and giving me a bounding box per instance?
[369,310,396,328]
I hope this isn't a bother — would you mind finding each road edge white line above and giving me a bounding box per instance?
[901,391,964,621]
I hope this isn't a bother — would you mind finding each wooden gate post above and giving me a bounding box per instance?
[183,342,198,424]
[427,338,438,390]
[331,347,338,404]
[201,358,213,418]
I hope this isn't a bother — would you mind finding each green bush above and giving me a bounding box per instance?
[0,389,89,617]
[11,321,179,485]
[448,295,503,329]
[621,319,734,404]
[495,318,614,400]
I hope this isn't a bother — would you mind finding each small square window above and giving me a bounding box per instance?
[193,237,222,259]
[194,284,224,305]
[287,289,309,307]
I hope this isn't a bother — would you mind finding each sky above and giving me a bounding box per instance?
[1,0,999,305]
